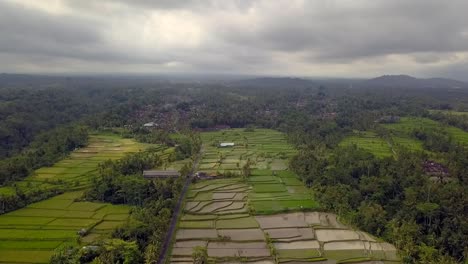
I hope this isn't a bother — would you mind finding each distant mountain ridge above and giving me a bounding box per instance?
[231,75,468,89]
[364,75,468,89]
[1,73,467,89]
[230,77,315,88]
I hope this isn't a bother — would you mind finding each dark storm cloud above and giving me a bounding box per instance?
[0,2,100,58]
[215,1,468,63]
[0,1,175,65]
[1,0,468,78]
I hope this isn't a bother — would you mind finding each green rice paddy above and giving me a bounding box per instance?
[170,129,399,263]
[0,192,131,263]
[383,117,468,145]
[0,133,159,263]
[339,116,468,158]
[199,128,295,175]
[0,133,158,196]
[339,131,393,158]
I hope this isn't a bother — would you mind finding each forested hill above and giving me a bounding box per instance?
[363,75,468,89]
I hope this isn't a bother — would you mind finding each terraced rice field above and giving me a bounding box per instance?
[0,192,131,263]
[0,133,160,196]
[170,129,400,263]
[339,131,393,158]
[199,129,296,175]
[0,133,161,263]
[382,117,468,145]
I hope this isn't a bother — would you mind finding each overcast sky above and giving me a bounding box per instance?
[1,0,468,80]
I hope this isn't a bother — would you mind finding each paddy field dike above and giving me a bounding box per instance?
[170,129,400,264]
[0,133,165,263]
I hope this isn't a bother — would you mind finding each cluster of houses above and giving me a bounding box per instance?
[423,160,452,183]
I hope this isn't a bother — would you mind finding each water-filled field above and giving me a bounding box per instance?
[170,129,399,263]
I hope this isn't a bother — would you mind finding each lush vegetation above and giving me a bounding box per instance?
[1,78,468,263]
[48,148,186,263]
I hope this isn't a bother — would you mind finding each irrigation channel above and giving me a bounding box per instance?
[157,150,202,264]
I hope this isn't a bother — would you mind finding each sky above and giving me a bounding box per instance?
[1,0,468,80]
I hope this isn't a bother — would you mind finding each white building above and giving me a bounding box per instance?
[219,142,235,147]
[143,122,155,127]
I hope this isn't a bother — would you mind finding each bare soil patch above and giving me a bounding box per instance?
[174,240,207,248]
[267,228,315,241]
[207,241,270,257]
[213,192,236,200]
[175,229,218,240]
[315,229,360,242]
[323,241,366,250]
[198,201,233,213]
[255,213,308,229]
[208,248,270,258]
[218,229,265,241]
[273,240,320,250]
[216,202,245,212]
[184,202,200,211]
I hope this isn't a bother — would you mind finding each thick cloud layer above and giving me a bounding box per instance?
[1,0,468,79]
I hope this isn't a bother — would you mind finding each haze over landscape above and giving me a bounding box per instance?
[1,1,468,264]
[1,0,468,80]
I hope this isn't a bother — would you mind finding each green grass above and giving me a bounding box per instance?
[199,129,296,174]
[251,199,319,214]
[339,131,393,158]
[429,109,468,116]
[391,136,424,152]
[3,133,157,197]
[277,249,321,259]
[0,133,152,262]
[0,216,54,226]
[0,250,54,263]
[252,183,287,193]
[324,250,369,262]
[0,241,63,250]
[383,117,468,145]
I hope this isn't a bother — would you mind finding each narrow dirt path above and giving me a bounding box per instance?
[157,148,203,264]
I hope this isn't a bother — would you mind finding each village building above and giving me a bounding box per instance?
[143,170,180,179]
[422,160,452,183]
[219,142,235,147]
[143,122,156,127]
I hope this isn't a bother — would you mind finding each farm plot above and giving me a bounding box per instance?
[0,192,131,263]
[0,133,158,263]
[0,134,156,198]
[170,129,399,263]
[198,129,296,175]
[383,117,468,145]
[339,131,393,158]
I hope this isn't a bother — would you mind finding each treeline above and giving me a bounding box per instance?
[0,125,88,185]
[132,129,202,160]
[0,84,167,159]
[0,125,88,214]
[427,111,468,132]
[51,148,185,263]
[290,134,467,263]
[0,87,89,158]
